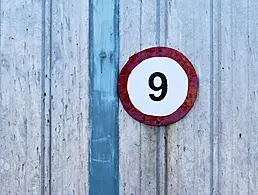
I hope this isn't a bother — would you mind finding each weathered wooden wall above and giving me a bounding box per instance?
[1,0,258,194]
[0,0,42,194]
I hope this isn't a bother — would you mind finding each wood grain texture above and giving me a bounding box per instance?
[247,1,258,193]
[119,0,160,194]
[50,0,89,194]
[0,0,42,194]
[120,0,212,194]
[140,0,159,194]
[213,0,258,194]
[42,0,52,193]
[166,0,212,194]
[1,0,258,194]
[119,0,142,194]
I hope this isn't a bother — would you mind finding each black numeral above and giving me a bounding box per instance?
[149,72,168,101]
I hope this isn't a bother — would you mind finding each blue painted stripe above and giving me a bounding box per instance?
[88,0,119,194]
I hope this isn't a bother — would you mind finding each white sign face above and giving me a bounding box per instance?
[127,57,188,116]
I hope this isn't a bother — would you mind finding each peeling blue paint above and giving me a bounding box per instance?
[88,0,119,194]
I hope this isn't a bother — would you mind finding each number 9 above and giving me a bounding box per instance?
[149,72,168,101]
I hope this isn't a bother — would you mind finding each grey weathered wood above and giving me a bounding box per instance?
[119,1,142,194]
[43,0,51,193]
[140,0,159,194]
[119,0,166,194]
[1,0,258,194]
[120,0,258,194]
[0,0,42,194]
[213,0,258,194]
[50,0,89,194]
[120,0,212,194]
[248,1,258,193]
[119,0,157,194]
[166,0,212,194]
[248,2,258,193]
[119,0,212,194]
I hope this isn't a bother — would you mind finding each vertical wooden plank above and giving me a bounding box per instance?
[248,1,258,193]
[0,0,42,194]
[119,1,142,194]
[232,1,249,193]
[120,0,169,194]
[42,0,51,193]
[88,0,119,194]
[140,0,158,194]
[212,0,219,194]
[50,0,89,194]
[213,0,255,194]
[166,0,211,194]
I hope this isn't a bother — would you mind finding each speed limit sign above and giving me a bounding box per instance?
[118,47,198,126]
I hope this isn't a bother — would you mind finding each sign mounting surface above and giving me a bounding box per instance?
[118,47,198,126]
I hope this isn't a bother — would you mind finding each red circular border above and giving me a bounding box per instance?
[118,47,198,126]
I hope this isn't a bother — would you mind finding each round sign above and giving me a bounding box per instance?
[118,47,198,126]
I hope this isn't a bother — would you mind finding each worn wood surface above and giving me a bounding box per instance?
[119,0,211,194]
[119,0,258,194]
[166,1,212,194]
[1,0,258,194]
[213,0,258,194]
[0,0,42,194]
[50,0,89,194]
[119,0,158,194]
